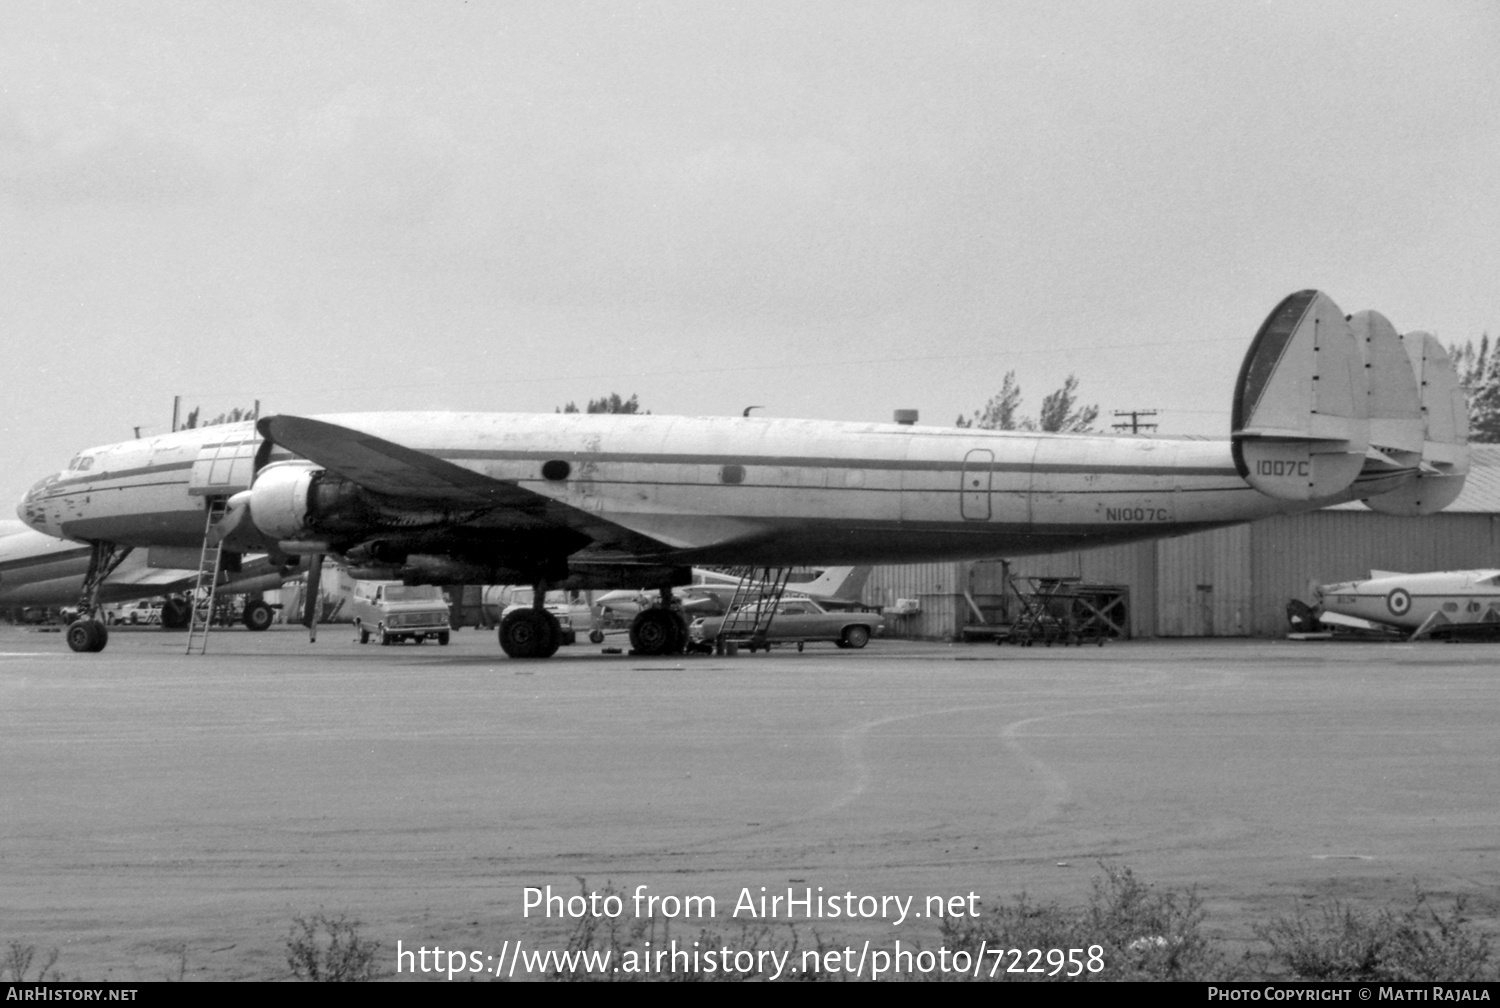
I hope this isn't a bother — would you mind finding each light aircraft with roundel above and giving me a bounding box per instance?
[1314,570,1500,640]
[17,289,1470,656]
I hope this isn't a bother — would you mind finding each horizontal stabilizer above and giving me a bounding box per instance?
[1362,332,1469,516]
[1232,291,1368,500]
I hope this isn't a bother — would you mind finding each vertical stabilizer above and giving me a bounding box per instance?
[790,565,872,602]
[1232,290,1369,500]
[1348,310,1423,459]
[1362,332,1469,515]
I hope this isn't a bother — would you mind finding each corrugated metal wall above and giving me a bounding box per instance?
[863,562,967,640]
[1156,525,1251,636]
[865,513,1499,641]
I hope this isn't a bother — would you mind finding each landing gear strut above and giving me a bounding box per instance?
[67,540,133,653]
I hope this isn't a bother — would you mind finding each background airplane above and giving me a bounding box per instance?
[17,290,1470,656]
[0,519,297,630]
[1315,570,1500,640]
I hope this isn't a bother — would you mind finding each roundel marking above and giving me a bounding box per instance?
[1386,588,1411,617]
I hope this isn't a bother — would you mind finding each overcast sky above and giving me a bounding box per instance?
[3,0,1497,510]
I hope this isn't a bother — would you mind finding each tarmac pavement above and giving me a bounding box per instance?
[2,623,1497,980]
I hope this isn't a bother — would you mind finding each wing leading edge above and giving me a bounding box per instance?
[255,414,678,561]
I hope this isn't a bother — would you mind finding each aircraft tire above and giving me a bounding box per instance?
[66,619,107,653]
[379,626,392,646]
[629,609,684,656]
[160,598,191,630]
[842,625,870,649]
[588,629,605,644]
[438,631,450,645]
[499,609,560,658]
[243,600,274,632]
[359,625,370,644]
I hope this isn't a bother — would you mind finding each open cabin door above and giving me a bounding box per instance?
[188,429,259,497]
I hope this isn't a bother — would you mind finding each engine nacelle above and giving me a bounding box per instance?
[247,461,322,541]
[245,461,492,547]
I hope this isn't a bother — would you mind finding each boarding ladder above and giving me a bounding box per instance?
[713,566,793,653]
[185,498,227,655]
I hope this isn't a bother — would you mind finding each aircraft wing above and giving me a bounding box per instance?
[101,564,195,591]
[257,415,678,559]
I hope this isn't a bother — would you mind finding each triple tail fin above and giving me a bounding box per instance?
[1232,290,1368,500]
[1360,332,1469,515]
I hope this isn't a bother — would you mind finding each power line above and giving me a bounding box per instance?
[1111,409,1158,434]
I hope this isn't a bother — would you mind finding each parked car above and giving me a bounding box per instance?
[351,582,451,645]
[688,598,884,651]
[107,600,162,626]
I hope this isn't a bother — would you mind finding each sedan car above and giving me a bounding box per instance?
[688,598,884,651]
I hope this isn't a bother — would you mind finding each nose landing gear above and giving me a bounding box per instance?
[66,540,133,653]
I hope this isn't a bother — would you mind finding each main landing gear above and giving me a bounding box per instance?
[627,588,689,656]
[498,571,565,658]
[497,582,688,659]
[498,607,562,659]
[66,540,133,653]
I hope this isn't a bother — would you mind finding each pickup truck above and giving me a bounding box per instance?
[688,598,884,652]
[351,582,452,645]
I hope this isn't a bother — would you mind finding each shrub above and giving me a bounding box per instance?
[939,864,1227,980]
[1255,890,1495,982]
[4,941,59,982]
[286,912,381,982]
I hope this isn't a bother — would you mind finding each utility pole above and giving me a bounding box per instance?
[1112,409,1158,434]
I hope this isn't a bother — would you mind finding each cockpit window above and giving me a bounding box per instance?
[68,455,94,472]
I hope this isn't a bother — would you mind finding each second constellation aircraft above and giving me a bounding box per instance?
[18,290,1469,656]
[0,519,298,628]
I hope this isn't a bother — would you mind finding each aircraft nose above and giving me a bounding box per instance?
[16,475,60,533]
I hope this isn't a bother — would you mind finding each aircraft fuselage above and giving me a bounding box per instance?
[18,413,1377,568]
